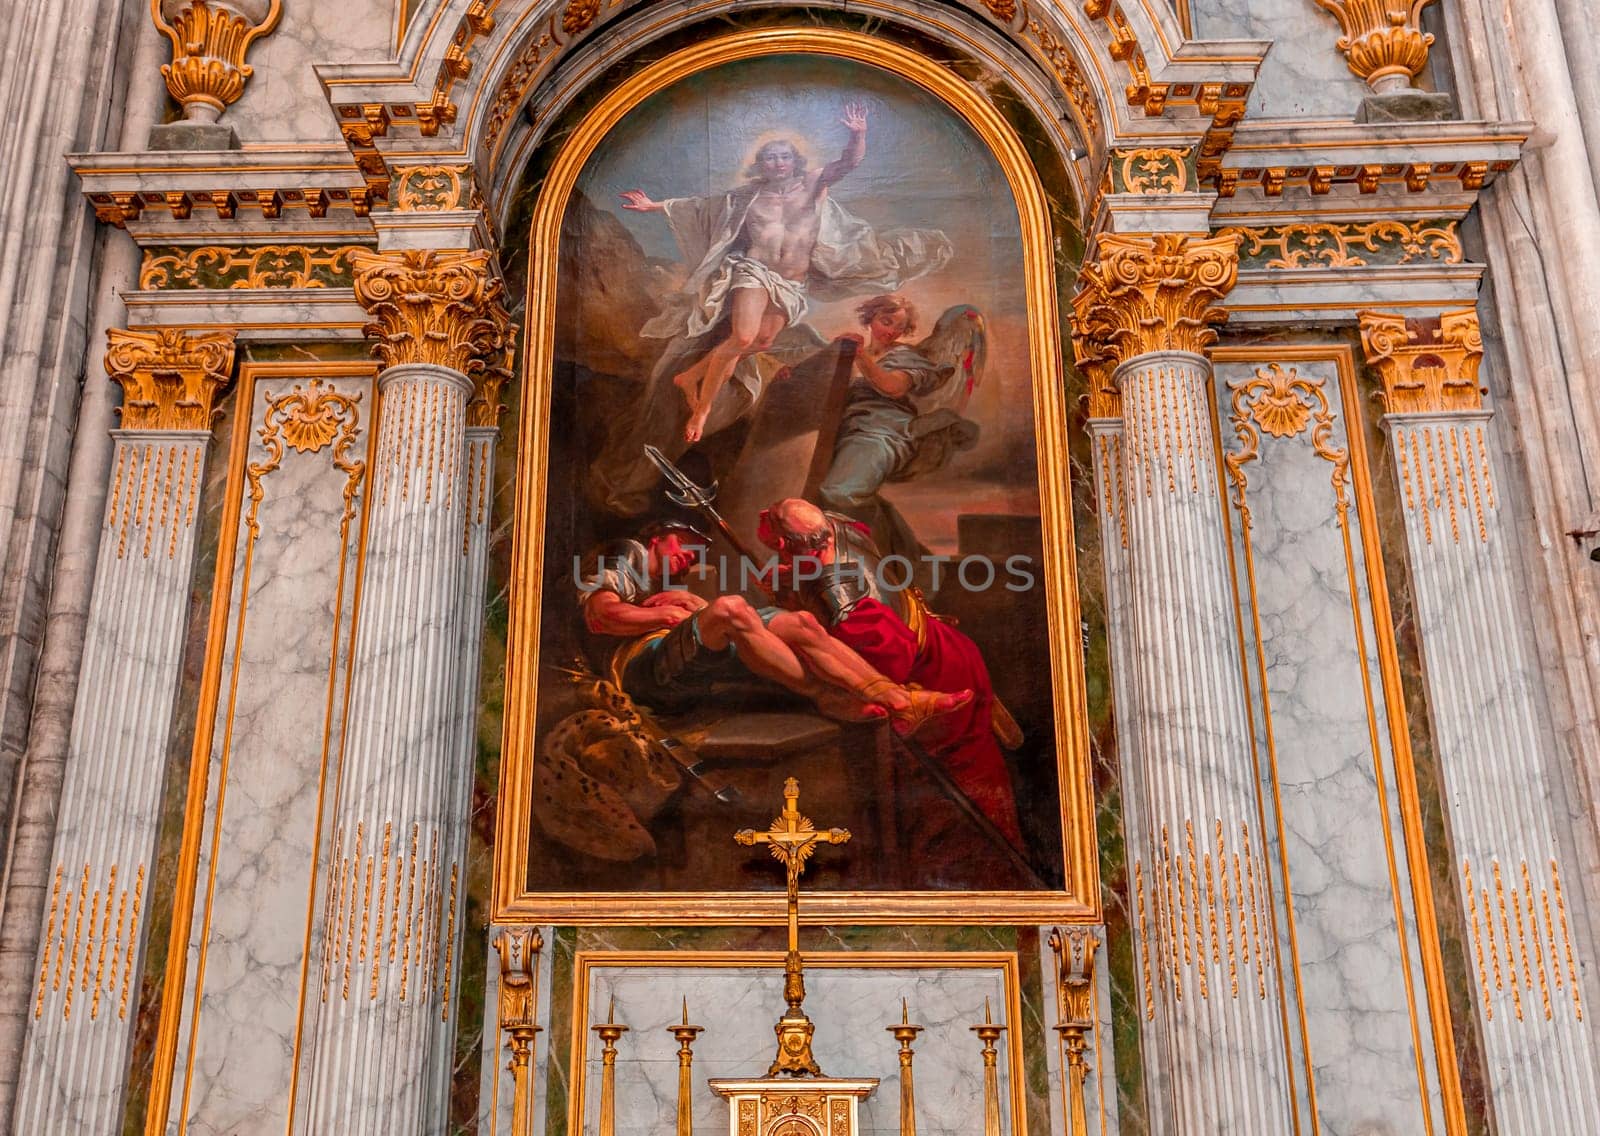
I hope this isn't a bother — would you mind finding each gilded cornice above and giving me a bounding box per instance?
[1313,0,1437,94]
[351,249,514,378]
[104,328,237,432]
[1216,220,1462,270]
[1071,233,1240,382]
[1359,308,1484,413]
[152,0,282,123]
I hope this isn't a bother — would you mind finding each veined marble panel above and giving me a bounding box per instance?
[578,963,1016,1136]
[1213,354,1444,1135]
[165,369,375,1136]
[1190,0,1373,118]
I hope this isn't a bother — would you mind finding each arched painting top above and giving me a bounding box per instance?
[493,29,1098,924]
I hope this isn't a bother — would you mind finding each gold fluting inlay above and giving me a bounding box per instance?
[1462,857,1584,1024]
[33,861,145,1021]
[104,441,204,560]
[1071,232,1240,379]
[1313,0,1437,94]
[139,245,367,290]
[1360,309,1483,414]
[1136,820,1274,1007]
[1217,220,1462,270]
[351,248,514,378]
[105,328,237,433]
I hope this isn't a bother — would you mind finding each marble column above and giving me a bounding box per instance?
[1361,309,1600,1132]
[1073,233,1295,1132]
[305,249,510,1134]
[10,329,235,1133]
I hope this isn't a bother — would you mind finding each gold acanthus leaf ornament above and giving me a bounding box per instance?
[1359,308,1483,413]
[351,249,514,377]
[104,328,237,432]
[152,0,283,124]
[1314,0,1437,94]
[1071,233,1240,378]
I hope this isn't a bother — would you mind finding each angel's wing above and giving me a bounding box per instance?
[912,304,987,414]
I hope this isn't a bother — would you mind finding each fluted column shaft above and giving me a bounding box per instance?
[306,249,510,1134]
[12,330,234,1134]
[1363,310,1600,1132]
[1074,234,1294,1133]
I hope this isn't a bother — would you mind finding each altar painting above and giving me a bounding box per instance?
[521,52,1075,901]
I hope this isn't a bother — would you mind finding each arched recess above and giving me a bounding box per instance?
[484,21,1108,924]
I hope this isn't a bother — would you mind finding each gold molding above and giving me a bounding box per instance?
[1358,308,1483,414]
[104,328,237,432]
[351,248,514,377]
[497,28,1097,925]
[1314,0,1437,94]
[152,0,283,123]
[1071,233,1240,380]
[1047,927,1098,1136]
[494,927,545,1136]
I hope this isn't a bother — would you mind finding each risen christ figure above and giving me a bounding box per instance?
[619,101,951,445]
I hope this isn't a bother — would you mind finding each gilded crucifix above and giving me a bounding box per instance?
[735,777,850,1076]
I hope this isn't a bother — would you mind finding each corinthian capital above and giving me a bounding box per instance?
[351,249,515,377]
[105,328,237,431]
[1071,233,1239,381]
[1359,308,1483,413]
[1314,0,1436,94]
[152,0,283,124]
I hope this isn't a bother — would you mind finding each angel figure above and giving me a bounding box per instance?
[817,293,987,562]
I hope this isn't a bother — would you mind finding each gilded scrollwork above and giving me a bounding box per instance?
[393,165,473,212]
[1020,18,1099,137]
[1223,364,1350,523]
[104,328,237,432]
[247,379,367,541]
[1112,146,1192,194]
[139,245,367,290]
[1218,220,1462,270]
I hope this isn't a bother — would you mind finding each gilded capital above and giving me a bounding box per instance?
[105,328,237,432]
[1071,232,1239,383]
[152,0,283,124]
[1359,308,1483,413]
[351,249,515,379]
[1314,0,1436,94]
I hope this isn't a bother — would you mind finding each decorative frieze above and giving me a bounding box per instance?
[103,327,236,431]
[1313,0,1438,94]
[139,244,368,290]
[393,165,477,212]
[1109,146,1195,194]
[351,248,514,376]
[153,0,283,123]
[1217,220,1462,270]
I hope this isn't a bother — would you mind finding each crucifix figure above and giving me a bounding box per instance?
[735,777,851,1076]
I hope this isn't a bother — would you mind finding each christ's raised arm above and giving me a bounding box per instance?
[817,101,868,188]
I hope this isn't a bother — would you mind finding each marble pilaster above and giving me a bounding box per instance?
[1362,310,1600,1132]
[1074,233,1295,1133]
[11,329,234,1134]
[303,248,511,1134]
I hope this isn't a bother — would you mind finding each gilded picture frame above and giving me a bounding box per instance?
[493,28,1098,924]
